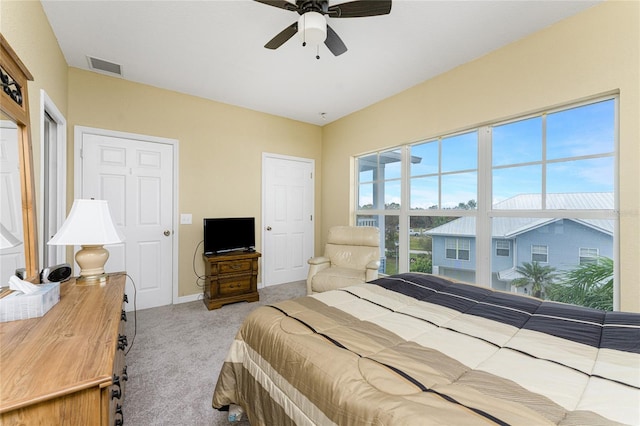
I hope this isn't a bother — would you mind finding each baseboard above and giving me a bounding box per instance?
[175,293,202,304]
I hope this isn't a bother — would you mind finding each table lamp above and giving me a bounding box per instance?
[48,199,123,285]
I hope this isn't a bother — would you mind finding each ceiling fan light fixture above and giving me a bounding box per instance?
[298,11,327,45]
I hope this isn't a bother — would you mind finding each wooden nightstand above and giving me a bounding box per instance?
[203,251,261,310]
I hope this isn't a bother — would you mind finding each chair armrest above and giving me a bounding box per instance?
[365,260,380,283]
[308,256,330,266]
[307,257,331,295]
[366,260,380,270]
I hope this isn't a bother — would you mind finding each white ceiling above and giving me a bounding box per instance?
[41,0,600,126]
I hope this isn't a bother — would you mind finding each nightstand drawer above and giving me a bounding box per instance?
[202,251,261,310]
[219,260,252,274]
[219,276,251,295]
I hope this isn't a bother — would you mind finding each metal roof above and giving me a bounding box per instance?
[426,193,614,238]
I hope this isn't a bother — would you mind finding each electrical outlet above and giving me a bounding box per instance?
[180,213,192,225]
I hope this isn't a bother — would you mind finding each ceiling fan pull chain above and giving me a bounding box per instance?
[316,45,320,60]
[302,13,307,47]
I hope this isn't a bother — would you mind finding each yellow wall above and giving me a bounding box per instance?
[322,0,640,311]
[67,69,322,297]
[1,0,69,213]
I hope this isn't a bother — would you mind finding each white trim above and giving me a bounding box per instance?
[39,90,67,266]
[74,126,180,305]
[261,152,315,286]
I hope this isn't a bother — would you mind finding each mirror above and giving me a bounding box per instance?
[0,34,38,283]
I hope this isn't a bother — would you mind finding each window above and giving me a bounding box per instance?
[446,238,470,260]
[354,95,618,309]
[531,245,548,263]
[580,248,599,265]
[496,240,510,257]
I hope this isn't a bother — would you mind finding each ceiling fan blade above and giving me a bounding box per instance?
[325,25,347,56]
[264,22,298,49]
[254,0,297,12]
[328,0,392,18]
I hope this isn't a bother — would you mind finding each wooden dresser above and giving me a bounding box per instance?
[203,251,261,310]
[0,273,128,425]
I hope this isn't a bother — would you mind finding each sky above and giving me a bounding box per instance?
[359,98,615,210]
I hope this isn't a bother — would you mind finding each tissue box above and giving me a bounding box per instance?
[0,282,61,322]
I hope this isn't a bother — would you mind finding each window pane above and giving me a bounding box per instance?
[441,172,477,209]
[379,149,402,180]
[384,180,401,209]
[410,176,438,209]
[492,217,613,310]
[442,132,477,172]
[493,165,542,208]
[547,99,615,160]
[381,215,399,275]
[409,216,434,274]
[547,157,614,197]
[358,154,377,182]
[410,140,438,176]
[358,183,373,209]
[492,116,542,166]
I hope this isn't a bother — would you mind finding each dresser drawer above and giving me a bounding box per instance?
[219,276,251,295]
[219,259,252,274]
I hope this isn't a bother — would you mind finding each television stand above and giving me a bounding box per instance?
[202,250,261,310]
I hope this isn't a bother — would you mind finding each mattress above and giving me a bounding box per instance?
[212,273,640,425]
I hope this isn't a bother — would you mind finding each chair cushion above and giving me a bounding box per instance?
[310,267,366,293]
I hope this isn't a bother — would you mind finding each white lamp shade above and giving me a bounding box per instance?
[48,199,124,246]
[298,12,327,44]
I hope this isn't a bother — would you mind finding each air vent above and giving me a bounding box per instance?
[87,56,122,76]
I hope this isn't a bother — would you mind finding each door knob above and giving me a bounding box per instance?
[164,230,171,236]
[266,226,272,231]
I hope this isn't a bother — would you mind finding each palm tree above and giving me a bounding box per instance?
[511,261,557,299]
[546,257,613,311]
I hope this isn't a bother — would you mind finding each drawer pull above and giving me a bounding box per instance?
[118,334,128,351]
[115,403,124,425]
[111,375,121,399]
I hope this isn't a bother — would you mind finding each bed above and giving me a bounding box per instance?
[212,273,640,425]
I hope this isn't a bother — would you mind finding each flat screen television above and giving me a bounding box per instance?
[203,217,255,254]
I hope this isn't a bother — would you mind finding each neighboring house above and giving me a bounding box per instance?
[427,193,614,292]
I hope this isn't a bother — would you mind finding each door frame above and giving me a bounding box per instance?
[39,90,67,266]
[261,152,315,287]
[74,126,180,304]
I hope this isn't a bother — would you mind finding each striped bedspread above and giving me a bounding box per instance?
[212,273,640,425]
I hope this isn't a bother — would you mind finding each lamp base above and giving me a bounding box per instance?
[75,245,110,285]
[76,273,108,286]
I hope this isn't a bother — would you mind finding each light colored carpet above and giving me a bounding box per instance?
[123,280,307,425]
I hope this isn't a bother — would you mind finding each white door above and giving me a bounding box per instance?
[78,127,176,310]
[262,154,314,286]
[0,121,24,284]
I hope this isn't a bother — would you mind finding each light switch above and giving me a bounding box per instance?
[180,213,192,225]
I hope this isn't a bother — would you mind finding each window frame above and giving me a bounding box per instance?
[496,240,510,257]
[354,94,619,309]
[579,247,599,265]
[531,245,549,263]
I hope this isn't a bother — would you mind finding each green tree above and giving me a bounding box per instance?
[546,257,613,311]
[410,255,432,273]
[511,261,558,299]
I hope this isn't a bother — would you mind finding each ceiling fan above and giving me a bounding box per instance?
[255,0,392,57]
